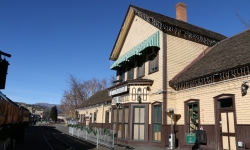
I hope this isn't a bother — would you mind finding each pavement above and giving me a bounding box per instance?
[53,123,189,150]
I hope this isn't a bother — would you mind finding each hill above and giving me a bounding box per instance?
[15,102,61,113]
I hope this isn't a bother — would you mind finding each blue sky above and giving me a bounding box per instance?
[0,0,249,104]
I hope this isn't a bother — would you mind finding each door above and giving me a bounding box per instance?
[219,111,236,150]
[217,98,237,150]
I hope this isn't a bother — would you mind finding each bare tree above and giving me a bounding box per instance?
[99,78,107,90]
[109,75,116,86]
[60,75,109,118]
[236,10,250,29]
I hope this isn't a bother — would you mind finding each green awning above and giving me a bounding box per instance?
[110,31,160,70]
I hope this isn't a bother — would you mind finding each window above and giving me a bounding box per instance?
[153,105,161,141]
[149,52,159,73]
[117,70,125,82]
[133,106,145,140]
[94,112,97,123]
[117,109,123,138]
[137,54,145,78]
[218,98,233,109]
[112,106,129,139]
[105,111,109,123]
[123,107,129,139]
[113,109,117,134]
[127,63,134,80]
[186,103,199,133]
[90,113,92,123]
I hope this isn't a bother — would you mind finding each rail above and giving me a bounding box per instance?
[68,122,114,149]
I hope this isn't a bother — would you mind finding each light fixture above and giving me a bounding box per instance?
[116,103,122,109]
[146,86,151,91]
[137,87,142,103]
[241,81,249,96]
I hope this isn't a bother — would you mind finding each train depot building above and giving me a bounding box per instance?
[76,2,250,150]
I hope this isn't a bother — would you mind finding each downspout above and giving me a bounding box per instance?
[162,32,167,147]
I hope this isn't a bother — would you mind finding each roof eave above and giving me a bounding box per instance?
[109,5,135,61]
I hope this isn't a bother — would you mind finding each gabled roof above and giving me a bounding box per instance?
[169,29,250,86]
[131,5,226,41]
[76,89,112,109]
[109,5,227,60]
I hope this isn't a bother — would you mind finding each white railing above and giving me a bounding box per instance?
[69,125,114,149]
[36,121,49,125]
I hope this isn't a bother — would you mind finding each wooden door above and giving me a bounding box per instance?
[219,111,236,150]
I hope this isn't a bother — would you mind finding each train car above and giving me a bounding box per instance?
[20,106,31,124]
[0,91,32,143]
[5,98,20,124]
[0,91,8,125]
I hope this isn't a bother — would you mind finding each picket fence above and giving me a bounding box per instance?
[68,123,114,149]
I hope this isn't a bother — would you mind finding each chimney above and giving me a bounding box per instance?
[176,2,187,22]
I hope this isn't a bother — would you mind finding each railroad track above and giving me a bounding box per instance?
[42,126,75,150]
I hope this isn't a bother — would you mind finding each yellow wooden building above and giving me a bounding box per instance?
[76,2,250,150]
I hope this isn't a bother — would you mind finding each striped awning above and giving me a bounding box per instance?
[110,31,160,70]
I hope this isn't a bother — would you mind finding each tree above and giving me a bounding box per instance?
[236,10,250,29]
[60,75,110,119]
[109,75,116,86]
[50,106,58,122]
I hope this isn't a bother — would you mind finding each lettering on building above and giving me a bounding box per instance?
[134,8,218,47]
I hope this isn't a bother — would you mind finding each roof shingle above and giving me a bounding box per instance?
[76,89,112,109]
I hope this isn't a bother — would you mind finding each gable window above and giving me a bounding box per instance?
[149,51,159,74]
[137,54,145,78]
[153,104,161,141]
[127,63,134,80]
[105,111,109,123]
[186,102,199,133]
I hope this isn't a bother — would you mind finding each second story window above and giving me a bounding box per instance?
[137,54,145,78]
[149,51,159,74]
[117,69,125,82]
[127,62,134,80]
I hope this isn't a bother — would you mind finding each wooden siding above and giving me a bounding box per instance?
[173,76,250,125]
[113,16,164,124]
[78,104,111,124]
[119,16,159,56]
[166,34,210,125]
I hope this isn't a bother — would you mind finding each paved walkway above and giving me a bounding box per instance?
[53,123,189,150]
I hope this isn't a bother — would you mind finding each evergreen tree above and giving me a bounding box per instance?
[50,106,58,122]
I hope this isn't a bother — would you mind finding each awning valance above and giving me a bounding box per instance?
[110,31,160,70]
